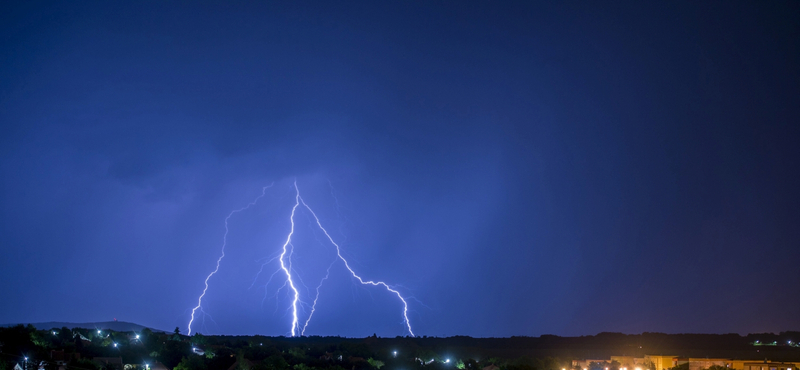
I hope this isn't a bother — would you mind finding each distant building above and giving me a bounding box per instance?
[610,356,651,370]
[73,332,91,344]
[50,350,81,370]
[573,359,612,369]
[50,350,80,363]
[741,361,796,370]
[645,356,677,370]
[575,356,799,370]
[673,358,728,370]
[93,357,123,370]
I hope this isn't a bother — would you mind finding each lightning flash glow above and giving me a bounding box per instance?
[188,180,415,337]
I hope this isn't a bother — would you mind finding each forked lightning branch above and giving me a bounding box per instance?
[188,181,414,337]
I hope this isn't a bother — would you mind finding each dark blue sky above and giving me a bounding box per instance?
[1,1,799,337]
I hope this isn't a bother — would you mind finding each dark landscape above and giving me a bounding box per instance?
[2,1,799,370]
[3,322,800,370]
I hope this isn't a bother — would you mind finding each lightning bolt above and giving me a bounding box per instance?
[294,182,415,337]
[278,185,302,336]
[301,259,335,335]
[188,183,274,335]
[190,180,416,337]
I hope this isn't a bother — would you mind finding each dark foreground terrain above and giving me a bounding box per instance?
[2,323,799,370]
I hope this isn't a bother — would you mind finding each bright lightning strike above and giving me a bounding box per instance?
[188,183,273,335]
[301,259,335,335]
[278,185,302,336]
[188,180,416,337]
[294,182,415,337]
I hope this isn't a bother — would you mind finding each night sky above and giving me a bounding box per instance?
[2,1,799,338]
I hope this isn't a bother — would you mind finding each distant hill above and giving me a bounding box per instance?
[1,321,167,333]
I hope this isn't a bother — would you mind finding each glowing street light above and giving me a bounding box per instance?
[393,351,398,357]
